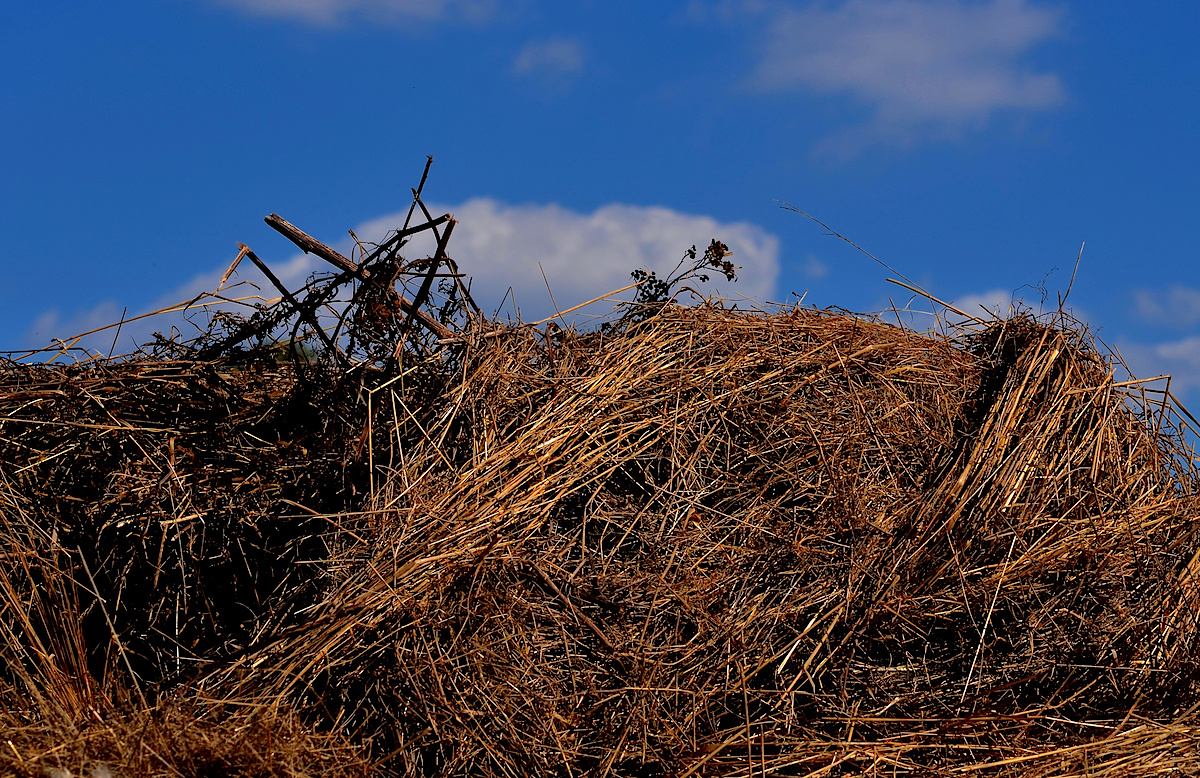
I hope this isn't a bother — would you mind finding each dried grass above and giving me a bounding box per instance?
[4,189,1200,776]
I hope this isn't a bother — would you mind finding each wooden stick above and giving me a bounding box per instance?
[265,213,366,278]
[240,244,342,360]
[401,155,434,235]
[398,294,455,341]
[397,218,456,349]
[361,213,451,265]
[264,213,454,340]
[393,218,453,357]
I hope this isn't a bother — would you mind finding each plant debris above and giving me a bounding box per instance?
[4,164,1200,777]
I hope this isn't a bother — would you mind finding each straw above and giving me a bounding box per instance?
[4,167,1200,777]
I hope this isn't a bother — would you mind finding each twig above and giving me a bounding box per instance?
[886,278,985,325]
[1058,242,1084,310]
[107,307,128,359]
[525,281,642,326]
[360,213,452,267]
[395,218,457,353]
[217,244,251,291]
[240,245,343,363]
[263,214,455,342]
[401,155,434,235]
[779,201,918,287]
[265,213,365,278]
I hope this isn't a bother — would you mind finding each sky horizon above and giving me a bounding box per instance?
[3,2,1198,398]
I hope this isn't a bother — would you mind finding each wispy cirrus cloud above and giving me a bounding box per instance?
[202,0,501,26]
[24,200,780,354]
[747,0,1067,154]
[798,253,829,280]
[511,38,586,92]
[1116,336,1200,402]
[1121,286,1200,403]
[1132,286,1200,330]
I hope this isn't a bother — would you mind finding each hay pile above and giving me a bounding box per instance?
[4,193,1200,776]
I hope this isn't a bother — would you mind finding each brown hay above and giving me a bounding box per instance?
[4,199,1200,776]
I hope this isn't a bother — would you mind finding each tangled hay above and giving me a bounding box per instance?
[4,183,1200,776]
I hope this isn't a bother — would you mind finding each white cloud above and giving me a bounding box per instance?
[750,0,1066,152]
[943,286,1095,327]
[1116,337,1200,402]
[367,198,779,319]
[800,252,829,280]
[952,288,1017,319]
[25,302,127,354]
[1132,286,1200,329]
[205,0,499,25]
[20,255,293,358]
[511,38,586,89]
[23,200,780,354]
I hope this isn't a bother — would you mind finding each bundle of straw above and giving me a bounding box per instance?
[7,297,1199,776]
[4,191,1200,775]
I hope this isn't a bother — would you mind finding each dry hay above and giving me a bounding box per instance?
[4,197,1200,776]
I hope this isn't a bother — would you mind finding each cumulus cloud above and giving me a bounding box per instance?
[365,198,779,319]
[24,200,780,354]
[204,0,499,26]
[750,0,1066,152]
[952,288,1018,319]
[511,38,586,90]
[1132,286,1200,329]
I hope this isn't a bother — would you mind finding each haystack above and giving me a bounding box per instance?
[4,175,1200,777]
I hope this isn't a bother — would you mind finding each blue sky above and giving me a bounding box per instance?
[2,1,1198,396]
